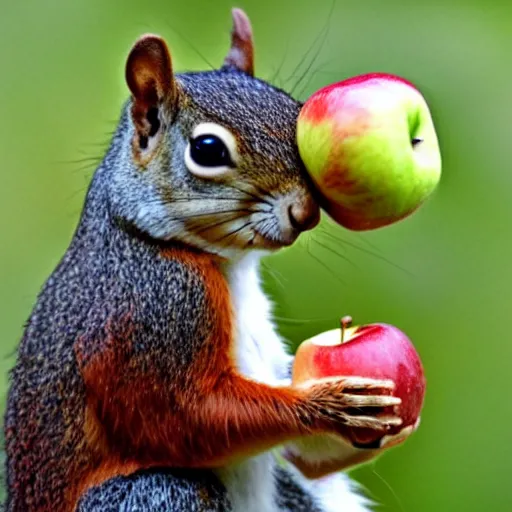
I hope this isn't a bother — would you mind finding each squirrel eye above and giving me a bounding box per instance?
[184,122,238,179]
[189,135,233,167]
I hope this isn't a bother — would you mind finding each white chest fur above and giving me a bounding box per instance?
[215,252,288,512]
[215,253,371,512]
[225,252,293,386]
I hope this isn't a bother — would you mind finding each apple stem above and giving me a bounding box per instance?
[340,315,353,343]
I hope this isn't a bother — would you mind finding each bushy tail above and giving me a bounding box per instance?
[76,468,231,512]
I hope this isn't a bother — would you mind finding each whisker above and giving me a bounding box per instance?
[170,196,252,203]
[251,181,277,201]
[303,236,347,285]
[167,189,272,209]
[284,14,329,87]
[163,21,215,70]
[291,3,335,98]
[57,156,103,165]
[292,32,329,98]
[295,60,345,97]
[260,260,287,290]
[228,181,275,204]
[193,213,249,236]
[177,208,252,225]
[353,232,386,255]
[371,466,407,512]
[262,260,288,284]
[141,210,252,237]
[310,234,359,270]
[213,220,253,246]
[296,65,322,99]
[318,227,413,276]
[308,56,344,72]
[322,220,384,254]
[268,39,290,87]
[251,218,278,242]
[288,0,336,97]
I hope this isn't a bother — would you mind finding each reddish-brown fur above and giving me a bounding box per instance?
[66,248,338,510]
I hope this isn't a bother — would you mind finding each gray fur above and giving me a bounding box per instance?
[76,469,231,512]
[76,465,325,512]
[3,53,326,512]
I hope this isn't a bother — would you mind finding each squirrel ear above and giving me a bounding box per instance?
[222,8,254,76]
[126,34,175,106]
[126,35,177,158]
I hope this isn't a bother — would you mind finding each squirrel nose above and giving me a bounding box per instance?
[287,196,320,233]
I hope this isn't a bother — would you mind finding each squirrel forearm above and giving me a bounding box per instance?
[177,373,318,467]
[85,367,336,469]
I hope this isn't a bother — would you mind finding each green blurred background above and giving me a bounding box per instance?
[1,0,510,510]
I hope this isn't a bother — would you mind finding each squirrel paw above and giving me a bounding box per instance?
[302,376,403,432]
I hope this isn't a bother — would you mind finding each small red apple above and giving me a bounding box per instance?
[293,317,425,444]
[285,317,426,477]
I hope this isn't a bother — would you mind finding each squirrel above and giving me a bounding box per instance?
[3,8,403,512]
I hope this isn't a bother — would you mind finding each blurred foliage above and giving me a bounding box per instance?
[1,0,510,510]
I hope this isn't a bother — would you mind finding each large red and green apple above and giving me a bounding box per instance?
[297,73,442,230]
[284,318,426,478]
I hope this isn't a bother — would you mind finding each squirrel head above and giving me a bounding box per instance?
[110,8,320,259]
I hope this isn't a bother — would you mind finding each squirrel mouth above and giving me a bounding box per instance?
[249,229,297,250]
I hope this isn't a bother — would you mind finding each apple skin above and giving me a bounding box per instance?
[297,73,442,231]
[284,322,425,478]
[292,323,426,445]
